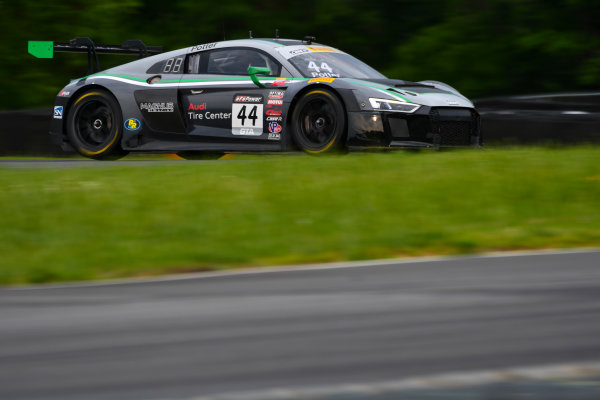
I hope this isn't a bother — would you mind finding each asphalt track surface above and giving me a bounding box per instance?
[0,158,220,169]
[1,250,600,400]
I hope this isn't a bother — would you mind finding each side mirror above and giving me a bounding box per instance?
[248,66,271,88]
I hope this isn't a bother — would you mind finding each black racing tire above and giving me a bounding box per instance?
[66,90,128,160]
[291,88,346,154]
[176,152,225,160]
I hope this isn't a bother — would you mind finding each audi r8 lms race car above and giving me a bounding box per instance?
[29,36,481,159]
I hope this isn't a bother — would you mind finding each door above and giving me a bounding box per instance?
[179,47,283,141]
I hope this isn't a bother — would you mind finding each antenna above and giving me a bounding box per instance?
[303,35,316,45]
[221,7,226,40]
[275,29,279,39]
[249,30,253,39]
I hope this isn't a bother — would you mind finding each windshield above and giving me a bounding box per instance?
[279,46,386,79]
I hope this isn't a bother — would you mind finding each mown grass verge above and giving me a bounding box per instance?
[1,147,599,285]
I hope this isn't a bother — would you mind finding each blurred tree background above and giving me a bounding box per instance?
[0,0,598,109]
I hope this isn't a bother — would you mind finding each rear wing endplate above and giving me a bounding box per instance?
[28,37,163,75]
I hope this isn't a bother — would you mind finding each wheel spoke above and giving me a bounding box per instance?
[294,91,341,152]
[75,99,115,147]
[79,106,94,121]
[322,103,334,119]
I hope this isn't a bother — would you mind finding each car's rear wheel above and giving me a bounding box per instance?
[67,90,128,160]
[291,89,346,154]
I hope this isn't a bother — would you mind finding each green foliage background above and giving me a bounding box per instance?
[1,0,599,110]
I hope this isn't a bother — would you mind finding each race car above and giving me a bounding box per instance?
[29,36,481,159]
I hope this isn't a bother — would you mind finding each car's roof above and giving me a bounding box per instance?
[101,38,334,76]
[184,38,328,53]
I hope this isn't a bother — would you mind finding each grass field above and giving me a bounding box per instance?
[1,147,599,285]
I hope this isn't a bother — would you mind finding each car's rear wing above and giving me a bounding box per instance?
[28,37,163,75]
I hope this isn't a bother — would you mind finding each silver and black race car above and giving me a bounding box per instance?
[29,36,481,159]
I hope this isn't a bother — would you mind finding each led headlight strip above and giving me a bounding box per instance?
[369,98,421,113]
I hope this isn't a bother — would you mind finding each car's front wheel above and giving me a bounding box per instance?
[67,90,128,160]
[291,89,346,154]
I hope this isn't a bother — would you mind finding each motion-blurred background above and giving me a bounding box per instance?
[1,0,599,110]
[2,5,600,398]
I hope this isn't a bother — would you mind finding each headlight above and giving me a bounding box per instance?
[369,98,420,113]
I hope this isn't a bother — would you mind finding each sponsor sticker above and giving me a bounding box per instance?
[308,77,336,83]
[267,99,283,106]
[124,118,141,131]
[268,90,285,99]
[235,95,262,103]
[188,111,231,121]
[58,91,70,97]
[272,80,287,86]
[190,43,216,52]
[268,132,281,140]
[232,94,263,135]
[307,46,338,53]
[268,122,282,134]
[140,102,174,113]
[277,45,340,60]
[232,105,262,135]
[187,102,231,121]
[236,128,259,136]
[53,106,63,119]
[188,103,207,111]
[266,109,282,116]
[289,48,310,56]
[266,116,282,122]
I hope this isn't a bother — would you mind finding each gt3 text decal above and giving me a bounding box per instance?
[232,95,263,136]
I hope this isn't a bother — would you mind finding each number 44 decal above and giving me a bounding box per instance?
[232,103,263,136]
[308,61,333,73]
[236,105,259,126]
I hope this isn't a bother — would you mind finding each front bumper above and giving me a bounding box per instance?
[49,96,72,150]
[347,106,482,149]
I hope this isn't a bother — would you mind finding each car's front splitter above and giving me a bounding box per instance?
[347,107,482,149]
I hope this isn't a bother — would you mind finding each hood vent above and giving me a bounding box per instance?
[394,82,435,89]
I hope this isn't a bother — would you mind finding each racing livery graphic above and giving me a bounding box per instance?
[29,37,481,159]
